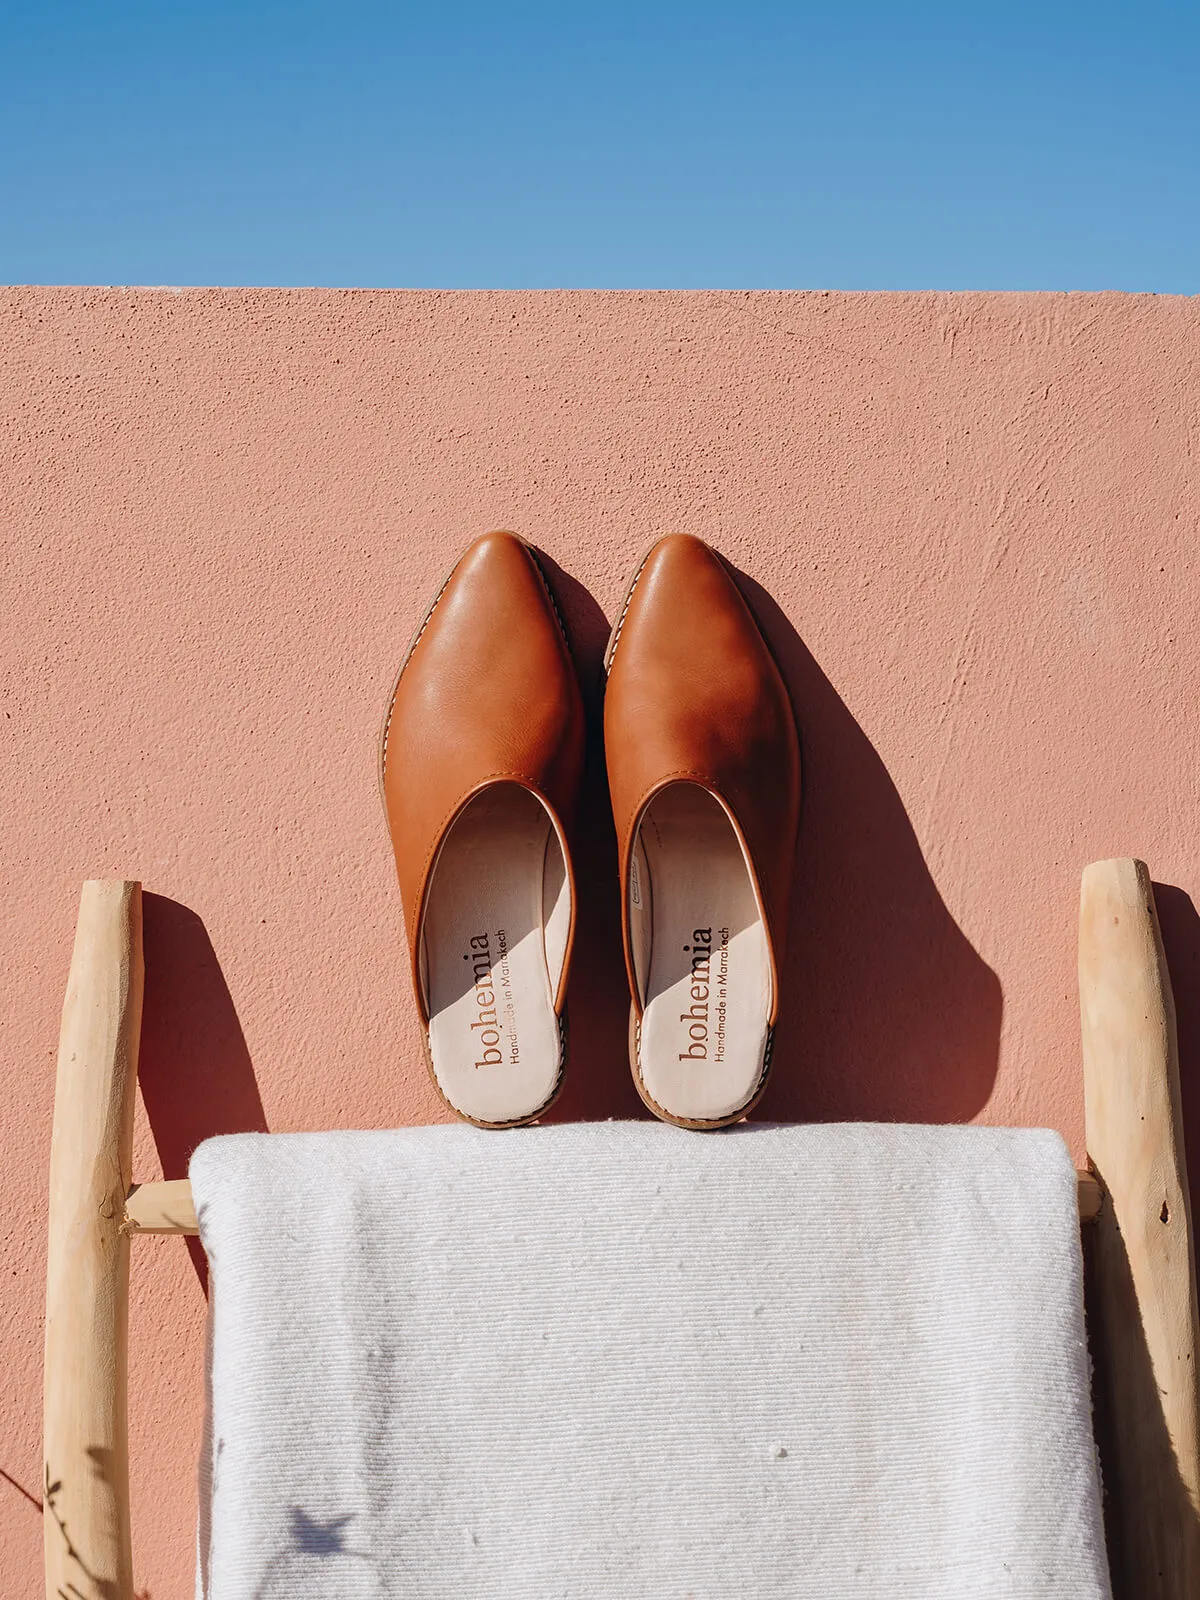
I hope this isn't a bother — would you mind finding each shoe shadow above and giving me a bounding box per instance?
[724,566,1002,1123]
[532,551,648,1122]
[535,549,1001,1125]
[138,893,269,1284]
[1152,884,1200,1233]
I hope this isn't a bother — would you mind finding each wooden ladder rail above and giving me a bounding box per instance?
[1080,857,1200,1598]
[43,866,1200,1599]
[43,880,142,1600]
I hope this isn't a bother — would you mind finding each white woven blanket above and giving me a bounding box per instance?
[191,1121,1110,1599]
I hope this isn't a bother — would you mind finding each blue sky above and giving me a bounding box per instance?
[1,0,1196,289]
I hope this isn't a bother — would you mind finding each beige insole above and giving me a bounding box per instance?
[631,783,771,1123]
[423,785,569,1125]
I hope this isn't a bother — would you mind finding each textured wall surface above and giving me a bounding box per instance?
[2,288,1198,1597]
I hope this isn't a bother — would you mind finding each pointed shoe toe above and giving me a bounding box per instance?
[604,535,801,1129]
[381,532,585,1127]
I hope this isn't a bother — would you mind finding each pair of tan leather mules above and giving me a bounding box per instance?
[380,531,802,1130]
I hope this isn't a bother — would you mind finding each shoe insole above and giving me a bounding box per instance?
[632,783,771,1123]
[423,785,569,1125]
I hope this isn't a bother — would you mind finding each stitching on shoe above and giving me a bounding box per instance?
[382,541,571,784]
[633,1019,775,1130]
[422,1008,570,1130]
[380,565,458,782]
[524,544,574,659]
[624,772,774,944]
[605,548,654,675]
[628,770,721,813]
[417,771,544,893]
[624,776,777,1130]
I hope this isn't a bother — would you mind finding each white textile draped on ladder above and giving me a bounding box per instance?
[191,1121,1110,1600]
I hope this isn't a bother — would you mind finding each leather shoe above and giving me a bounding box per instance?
[603,534,801,1128]
[380,532,585,1127]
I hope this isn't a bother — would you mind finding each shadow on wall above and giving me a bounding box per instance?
[138,894,269,1284]
[132,551,1003,1140]
[734,567,1002,1122]
[538,548,1003,1124]
[1153,885,1200,1238]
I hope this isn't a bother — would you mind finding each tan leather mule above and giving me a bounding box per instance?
[381,532,585,1127]
[604,535,801,1128]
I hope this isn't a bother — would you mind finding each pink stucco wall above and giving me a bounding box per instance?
[3,288,1199,1596]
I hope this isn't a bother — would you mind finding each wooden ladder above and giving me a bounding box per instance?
[42,860,1200,1599]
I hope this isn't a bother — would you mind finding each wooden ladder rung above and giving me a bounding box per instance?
[123,1179,199,1235]
[122,1169,1106,1238]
